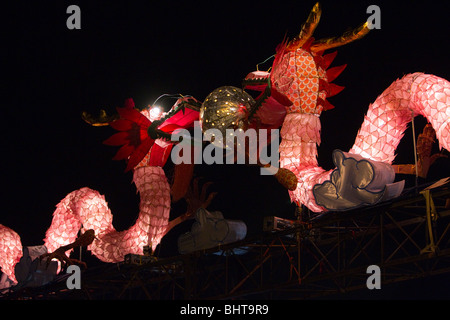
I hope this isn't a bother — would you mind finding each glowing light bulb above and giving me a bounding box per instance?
[149,105,163,121]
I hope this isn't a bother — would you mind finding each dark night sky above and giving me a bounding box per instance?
[1,0,449,265]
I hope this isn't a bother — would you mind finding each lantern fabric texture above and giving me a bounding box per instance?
[277,72,450,212]
[43,166,171,264]
[350,73,450,161]
[0,225,22,283]
[43,166,171,263]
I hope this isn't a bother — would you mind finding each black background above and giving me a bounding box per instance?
[1,0,450,299]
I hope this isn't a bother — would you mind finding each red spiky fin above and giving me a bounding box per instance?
[124,137,154,172]
[317,97,335,111]
[326,64,347,82]
[328,83,345,97]
[318,79,345,97]
[103,131,130,146]
[321,51,338,70]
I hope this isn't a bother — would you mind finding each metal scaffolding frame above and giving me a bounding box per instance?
[3,183,450,300]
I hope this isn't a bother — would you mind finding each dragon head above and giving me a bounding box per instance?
[266,2,370,115]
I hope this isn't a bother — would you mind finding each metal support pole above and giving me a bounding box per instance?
[411,109,419,191]
[420,189,437,254]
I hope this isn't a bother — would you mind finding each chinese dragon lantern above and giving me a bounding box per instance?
[1,3,449,286]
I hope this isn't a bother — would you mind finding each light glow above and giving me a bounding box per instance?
[149,105,163,121]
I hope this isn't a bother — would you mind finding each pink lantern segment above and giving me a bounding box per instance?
[350,73,450,161]
[43,166,170,264]
[278,73,450,212]
[0,225,22,283]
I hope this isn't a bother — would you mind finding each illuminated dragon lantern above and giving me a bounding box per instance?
[1,3,449,286]
[242,3,450,212]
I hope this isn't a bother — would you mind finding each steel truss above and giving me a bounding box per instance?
[3,184,450,300]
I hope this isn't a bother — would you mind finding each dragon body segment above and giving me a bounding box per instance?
[44,166,170,263]
[277,71,450,212]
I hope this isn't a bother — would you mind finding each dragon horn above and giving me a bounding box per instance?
[286,2,322,51]
[310,21,370,52]
[82,109,118,126]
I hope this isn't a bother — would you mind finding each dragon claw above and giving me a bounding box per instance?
[40,229,95,270]
[40,249,87,270]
